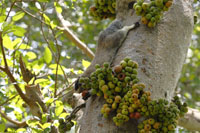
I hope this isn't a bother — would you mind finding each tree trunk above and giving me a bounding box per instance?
[80,0,193,132]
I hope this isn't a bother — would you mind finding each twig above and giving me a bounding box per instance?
[50,28,61,98]
[65,103,86,121]
[0,110,27,127]
[0,32,29,104]
[16,3,94,59]
[0,32,8,68]
[5,0,17,21]
[56,80,75,98]
[55,11,94,59]
[15,4,47,26]
[0,94,18,106]
[0,66,5,72]
[39,11,60,97]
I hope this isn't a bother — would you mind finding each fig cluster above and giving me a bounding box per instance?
[89,0,116,20]
[58,118,74,133]
[133,0,173,28]
[138,97,187,133]
[78,58,188,132]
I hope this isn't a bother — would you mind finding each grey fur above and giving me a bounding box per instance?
[82,20,138,77]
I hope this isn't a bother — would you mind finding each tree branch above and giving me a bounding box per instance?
[65,103,86,121]
[0,32,30,104]
[5,0,17,21]
[0,94,18,106]
[178,107,200,131]
[0,110,27,127]
[55,12,94,59]
[15,4,94,59]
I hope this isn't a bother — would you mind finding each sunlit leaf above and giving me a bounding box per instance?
[3,35,13,50]
[0,124,6,132]
[44,47,52,64]
[16,128,26,132]
[14,111,23,121]
[45,98,54,106]
[54,2,62,13]
[19,44,30,49]
[12,38,22,48]
[38,0,49,2]
[50,21,57,29]
[55,101,64,116]
[26,52,37,60]
[0,16,6,23]
[12,11,25,21]
[66,56,71,59]
[26,119,40,127]
[13,26,26,37]
[82,59,91,69]
[49,64,66,69]
[35,79,49,84]
[42,113,48,123]
[59,112,69,118]
[43,14,50,25]
[42,123,51,129]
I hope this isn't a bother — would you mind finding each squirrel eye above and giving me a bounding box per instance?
[128,1,136,9]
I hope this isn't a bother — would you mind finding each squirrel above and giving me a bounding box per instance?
[75,20,140,93]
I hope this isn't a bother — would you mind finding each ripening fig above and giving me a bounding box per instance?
[134,112,141,119]
[115,95,122,103]
[120,61,127,68]
[165,1,172,8]
[112,102,117,109]
[114,65,123,73]
[141,17,148,25]
[142,2,150,11]
[153,122,161,129]
[144,124,151,131]
[115,86,122,92]
[102,85,109,92]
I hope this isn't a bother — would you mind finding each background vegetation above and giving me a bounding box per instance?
[0,0,199,132]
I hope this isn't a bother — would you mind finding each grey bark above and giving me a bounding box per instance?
[80,0,193,132]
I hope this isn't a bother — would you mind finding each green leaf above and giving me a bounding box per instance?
[82,59,91,69]
[3,35,13,50]
[26,52,37,60]
[0,16,6,23]
[55,101,64,116]
[19,44,30,49]
[49,64,66,69]
[12,12,25,21]
[12,38,22,48]
[66,56,71,59]
[35,79,49,84]
[0,124,6,132]
[50,21,57,29]
[59,112,69,119]
[42,123,51,129]
[41,113,48,123]
[44,47,52,64]
[54,2,62,13]
[38,0,49,2]
[5,106,14,113]
[43,14,50,25]
[45,98,54,106]
[13,26,26,37]
[14,111,23,121]
[16,128,26,132]
[26,119,40,127]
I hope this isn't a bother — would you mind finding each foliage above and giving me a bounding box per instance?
[0,0,199,132]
